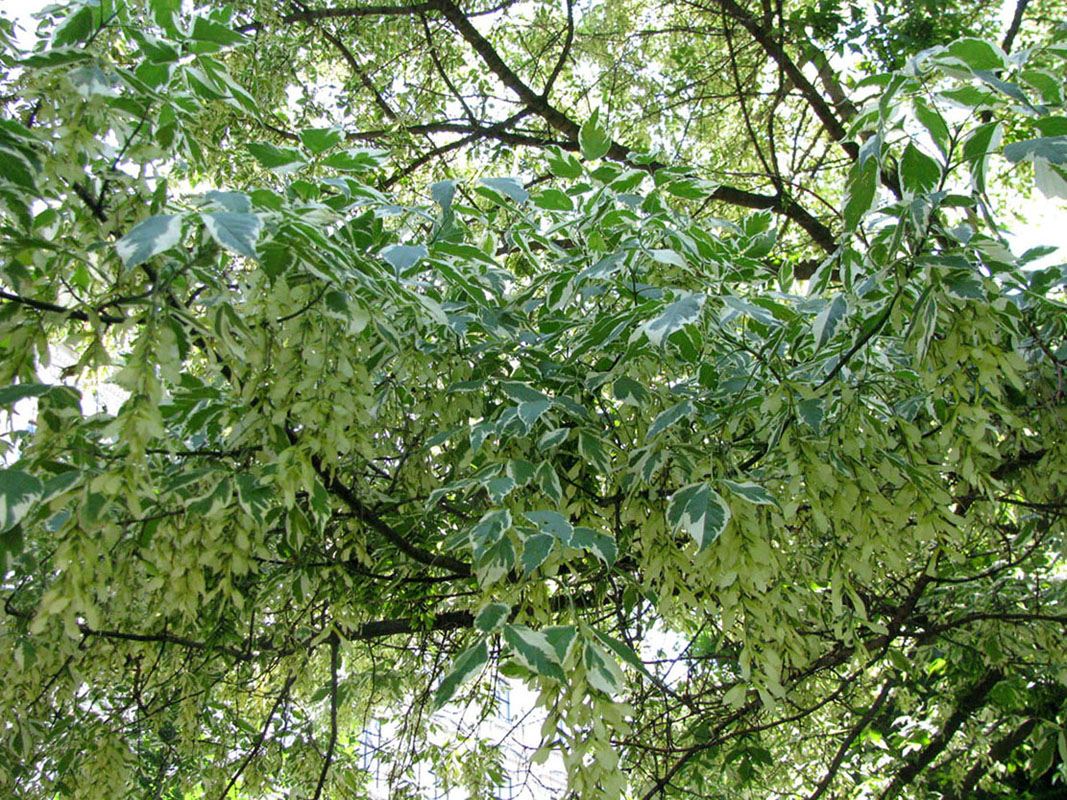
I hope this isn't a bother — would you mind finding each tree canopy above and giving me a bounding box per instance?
[2,0,1067,798]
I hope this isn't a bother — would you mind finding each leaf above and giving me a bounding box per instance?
[475,536,515,586]
[843,157,878,231]
[900,142,942,196]
[474,602,510,633]
[486,476,516,503]
[246,141,306,173]
[580,108,612,160]
[797,397,824,434]
[432,639,488,710]
[721,480,780,510]
[940,37,1007,72]
[544,626,577,662]
[479,177,529,205]
[524,510,573,543]
[570,527,618,566]
[578,429,612,474]
[535,461,563,505]
[380,244,427,272]
[667,483,731,552]
[1,470,44,531]
[533,188,573,210]
[299,127,343,154]
[613,376,649,407]
[235,473,272,524]
[584,641,626,695]
[321,148,389,172]
[202,212,261,260]
[522,533,555,576]
[591,629,654,681]
[500,381,550,404]
[1003,136,1067,165]
[636,293,705,347]
[503,624,567,682]
[547,149,583,179]
[115,215,183,270]
[189,17,247,48]
[943,271,985,301]
[517,400,552,432]
[469,509,512,556]
[647,400,695,440]
[203,190,251,214]
[538,428,570,451]
[812,295,848,349]
[0,383,54,407]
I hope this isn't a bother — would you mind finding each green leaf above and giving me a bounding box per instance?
[479,177,529,205]
[202,212,261,260]
[236,473,273,524]
[380,244,427,272]
[943,271,985,301]
[500,382,550,404]
[1003,136,1067,165]
[486,476,516,503]
[544,626,577,662]
[900,142,942,195]
[1,470,44,531]
[667,483,731,552]
[432,639,488,710]
[579,108,612,160]
[940,38,1007,72]
[469,509,512,556]
[524,510,573,543]
[637,293,705,347]
[190,17,247,47]
[0,383,54,407]
[321,148,389,171]
[547,149,583,179]
[578,429,612,474]
[812,295,848,349]
[115,215,183,270]
[843,157,878,231]
[647,400,695,440]
[522,533,555,576]
[517,400,551,432]
[570,527,618,565]
[797,397,824,434]
[591,629,654,681]
[533,188,573,211]
[721,480,780,510]
[246,141,306,173]
[203,190,251,214]
[535,461,563,504]
[503,624,567,682]
[474,602,510,633]
[476,536,515,586]
[613,376,650,407]
[300,127,343,154]
[538,428,570,451]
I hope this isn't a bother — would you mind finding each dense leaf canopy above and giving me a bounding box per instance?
[2,0,1067,798]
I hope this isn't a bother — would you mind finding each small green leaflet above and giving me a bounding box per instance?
[525,510,573,543]
[506,459,537,486]
[469,508,512,556]
[500,382,550,404]
[474,602,510,633]
[943,272,985,301]
[187,476,233,517]
[236,473,273,524]
[202,212,261,260]
[721,480,780,510]
[1005,138,1067,165]
[522,533,555,576]
[538,428,570,451]
[380,244,427,272]
[503,624,567,682]
[0,383,56,407]
[579,108,612,160]
[322,149,389,172]
[797,397,824,434]
[812,295,847,349]
[533,188,573,210]
[547,149,583,179]
[578,429,612,474]
[432,639,488,711]
[636,293,705,347]
[571,527,618,566]
[517,400,552,431]
[1,470,44,531]
[584,640,626,695]
[115,214,182,270]
[647,400,695,440]
[667,483,731,551]
[544,626,577,663]
[591,628,655,682]
[486,476,516,503]
[479,177,529,205]
[189,17,247,48]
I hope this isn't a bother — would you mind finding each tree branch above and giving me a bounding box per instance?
[311,638,340,800]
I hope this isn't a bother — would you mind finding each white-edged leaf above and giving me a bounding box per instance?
[812,294,848,349]
[525,510,573,543]
[503,624,567,682]
[636,293,705,347]
[469,508,512,556]
[591,628,655,681]
[246,141,306,173]
[613,376,650,406]
[475,535,515,586]
[202,211,261,260]
[1,469,44,531]
[380,244,427,272]
[538,427,570,450]
[584,640,626,695]
[479,177,529,205]
[667,483,730,551]
[647,399,695,440]
[571,527,617,565]
[500,382,549,403]
[432,639,488,710]
[721,480,780,510]
[203,190,251,213]
[474,602,510,633]
[522,533,555,576]
[115,214,182,269]
[535,461,563,504]
[518,400,552,431]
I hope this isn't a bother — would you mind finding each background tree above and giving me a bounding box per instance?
[1,1,1066,799]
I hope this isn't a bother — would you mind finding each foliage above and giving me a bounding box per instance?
[1,0,1067,799]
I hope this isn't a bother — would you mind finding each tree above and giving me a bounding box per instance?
[1,0,1066,797]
